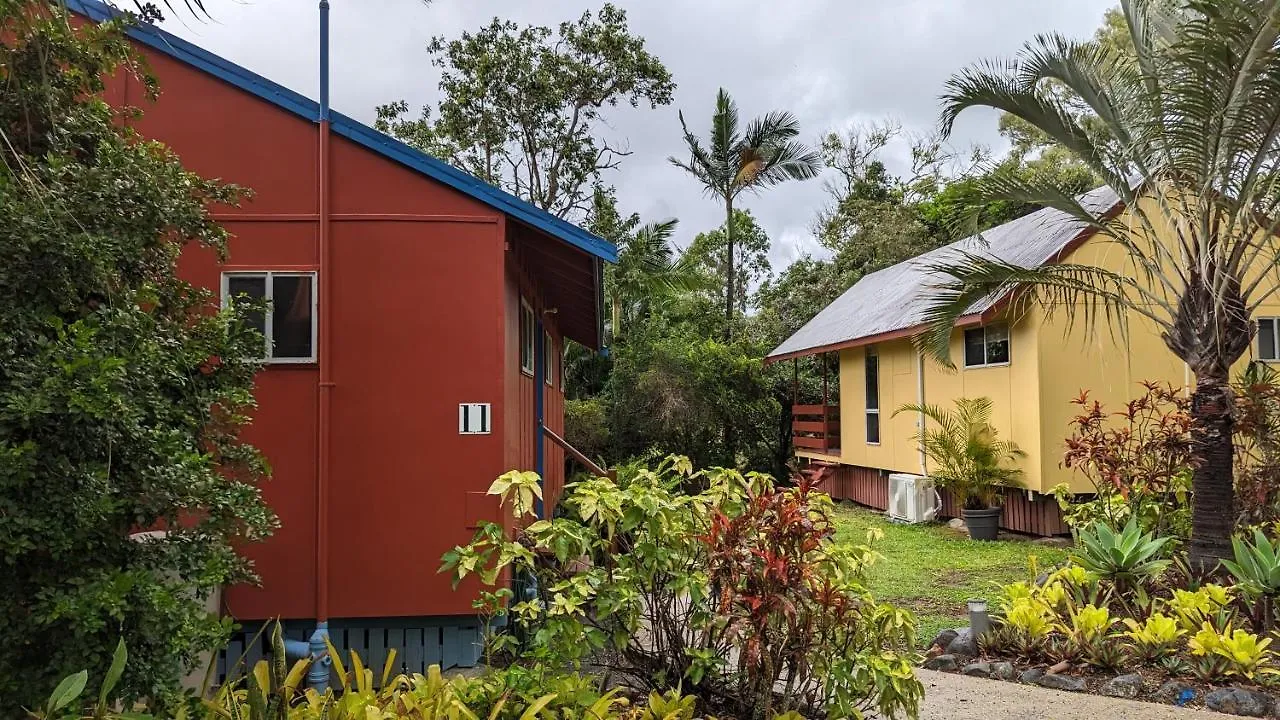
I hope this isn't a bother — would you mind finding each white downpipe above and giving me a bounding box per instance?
[916,349,927,475]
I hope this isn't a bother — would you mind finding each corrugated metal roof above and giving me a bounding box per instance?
[767,186,1121,359]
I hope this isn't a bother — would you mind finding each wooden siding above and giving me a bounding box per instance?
[818,463,1068,536]
[219,618,483,687]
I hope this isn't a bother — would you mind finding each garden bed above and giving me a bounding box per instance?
[921,644,1280,717]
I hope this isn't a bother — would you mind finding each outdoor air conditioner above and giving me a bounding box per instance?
[887,473,940,524]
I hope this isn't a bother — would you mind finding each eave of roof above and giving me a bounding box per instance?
[65,0,617,265]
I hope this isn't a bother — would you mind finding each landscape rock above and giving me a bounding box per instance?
[1100,673,1144,699]
[990,661,1016,681]
[961,662,992,678]
[929,628,959,652]
[1204,687,1274,717]
[945,627,978,657]
[922,654,959,671]
[1018,668,1045,684]
[947,518,966,531]
[1154,680,1197,706]
[1035,674,1087,692]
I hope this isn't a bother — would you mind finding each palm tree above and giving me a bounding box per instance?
[895,397,1024,512]
[606,218,704,342]
[669,89,822,338]
[920,0,1280,569]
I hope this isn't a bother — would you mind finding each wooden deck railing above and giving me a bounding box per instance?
[792,404,840,455]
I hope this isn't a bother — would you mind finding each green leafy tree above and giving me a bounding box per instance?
[374,4,674,218]
[669,89,822,338]
[923,0,1280,570]
[685,209,772,316]
[0,6,275,707]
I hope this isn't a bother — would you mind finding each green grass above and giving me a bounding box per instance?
[831,504,1069,646]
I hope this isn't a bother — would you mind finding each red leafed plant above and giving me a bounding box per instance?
[1060,381,1196,535]
[701,478,915,720]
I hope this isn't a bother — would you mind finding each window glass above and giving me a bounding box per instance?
[227,275,267,341]
[866,411,881,445]
[544,331,554,386]
[864,348,879,410]
[985,323,1010,365]
[520,303,534,374]
[271,275,313,359]
[1261,319,1277,361]
[963,327,986,367]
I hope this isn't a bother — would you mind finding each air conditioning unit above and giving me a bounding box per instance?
[888,473,940,524]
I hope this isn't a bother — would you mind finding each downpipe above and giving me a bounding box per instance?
[283,622,332,690]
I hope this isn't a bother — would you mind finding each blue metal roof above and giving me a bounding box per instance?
[65,0,618,264]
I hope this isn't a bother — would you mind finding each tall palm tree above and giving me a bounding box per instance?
[669,89,822,339]
[920,0,1280,570]
[606,218,704,342]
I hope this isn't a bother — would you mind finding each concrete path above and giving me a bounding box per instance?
[913,670,1225,720]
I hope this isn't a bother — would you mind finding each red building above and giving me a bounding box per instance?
[69,0,615,677]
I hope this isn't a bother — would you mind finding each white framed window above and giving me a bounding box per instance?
[561,343,569,391]
[1259,318,1280,362]
[865,346,880,445]
[520,300,535,376]
[221,271,317,363]
[963,322,1010,368]
[543,330,555,386]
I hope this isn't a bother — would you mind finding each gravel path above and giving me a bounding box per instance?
[913,670,1225,720]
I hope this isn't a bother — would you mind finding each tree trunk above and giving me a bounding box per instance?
[724,197,735,341]
[1188,370,1237,575]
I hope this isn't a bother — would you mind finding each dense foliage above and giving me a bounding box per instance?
[443,460,923,720]
[0,4,274,708]
[374,5,674,219]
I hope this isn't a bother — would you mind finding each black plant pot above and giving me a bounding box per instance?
[961,507,1001,541]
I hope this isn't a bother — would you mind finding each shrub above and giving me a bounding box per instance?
[1223,527,1280,632]
[0,5,275,708]
[1234,363,1280,526]
[442,457,923,720]
[1057,383,1195,537]
[894,397,1023,510]
[1071,518,1172,595]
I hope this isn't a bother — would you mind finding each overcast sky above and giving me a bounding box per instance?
[161,0,1114,272]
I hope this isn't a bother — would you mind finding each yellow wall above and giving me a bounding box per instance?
[817,196,1280,495]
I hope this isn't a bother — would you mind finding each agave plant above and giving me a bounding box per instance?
[1072,517,1173,594]
[1223,527,1280,632]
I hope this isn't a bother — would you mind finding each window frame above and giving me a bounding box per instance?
[963,322,1011,369]
[221,271,318,364]
[865,345,880,446]
[1259,317,1280,362]
[520,300,535,376]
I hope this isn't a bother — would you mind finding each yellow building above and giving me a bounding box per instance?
[768,187,1280,535]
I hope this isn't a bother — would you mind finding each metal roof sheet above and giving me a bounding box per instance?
[767,186,1121,359]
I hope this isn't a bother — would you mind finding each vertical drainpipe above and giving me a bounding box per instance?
[534,315,546,519]
[310,0,334,691]
[916,349,927,475]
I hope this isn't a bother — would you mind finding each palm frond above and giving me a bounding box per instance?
[913,253,1133,368]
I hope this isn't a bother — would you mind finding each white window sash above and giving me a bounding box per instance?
[221,271,317,364]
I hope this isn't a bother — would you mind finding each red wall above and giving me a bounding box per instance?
[114,37,573,621]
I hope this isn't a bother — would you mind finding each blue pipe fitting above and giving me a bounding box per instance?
[307,622,331,692]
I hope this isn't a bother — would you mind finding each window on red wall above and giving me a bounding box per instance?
[520,300,534,376]
[543,330,554,386]
[222,272,316,363]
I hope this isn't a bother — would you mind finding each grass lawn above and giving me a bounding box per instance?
[830,503,1070,646]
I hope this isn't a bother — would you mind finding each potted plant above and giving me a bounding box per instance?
[894,397,1023,540]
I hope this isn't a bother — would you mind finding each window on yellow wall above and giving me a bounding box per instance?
[865,346,880,444]
[963,322,1010,367]
[1259,318,1279,361]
